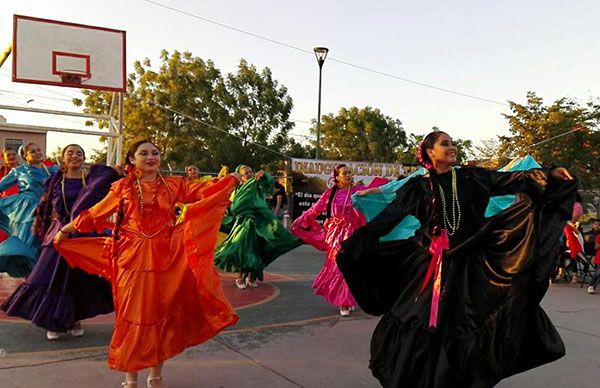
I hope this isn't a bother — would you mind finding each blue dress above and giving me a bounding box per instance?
[0,163,58,276]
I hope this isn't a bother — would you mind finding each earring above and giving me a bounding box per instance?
[134,166,144,179]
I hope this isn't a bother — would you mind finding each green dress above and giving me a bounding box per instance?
[214,173,301,279]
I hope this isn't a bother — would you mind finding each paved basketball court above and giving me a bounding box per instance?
[0,245,598,387]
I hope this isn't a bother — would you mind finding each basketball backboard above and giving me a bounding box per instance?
[12,15,126,92]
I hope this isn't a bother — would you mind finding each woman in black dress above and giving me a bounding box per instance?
[337,131,577,387]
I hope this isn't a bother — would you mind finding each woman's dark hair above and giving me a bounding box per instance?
[125,139,159,166]
[61,144,86,160]
[418,131,448,235]
[326,164,347,218]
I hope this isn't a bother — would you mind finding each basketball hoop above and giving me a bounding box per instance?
[57,71,90,85]
[13,15,126,92]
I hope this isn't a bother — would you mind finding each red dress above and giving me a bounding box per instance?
[0,166,18,198]
[56,175,238,371]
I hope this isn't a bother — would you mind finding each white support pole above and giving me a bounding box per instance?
[117,92,124,165]
[0,104,110,120]
[106,93,119,166]
[0,122,119,137]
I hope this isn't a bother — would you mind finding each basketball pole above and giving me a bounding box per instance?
[0,43,11,69]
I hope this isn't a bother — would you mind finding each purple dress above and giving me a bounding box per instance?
[292,185,368,307]
[1,165,119,332]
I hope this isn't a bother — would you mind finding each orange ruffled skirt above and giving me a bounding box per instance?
[56,187,238,371]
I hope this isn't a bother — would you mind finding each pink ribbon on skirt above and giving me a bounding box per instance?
[417,229,450,328]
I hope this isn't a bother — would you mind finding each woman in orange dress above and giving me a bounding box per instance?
[54,140,240,388]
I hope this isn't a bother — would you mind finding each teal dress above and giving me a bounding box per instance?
[0,163,59,277]
[214,173,301,279]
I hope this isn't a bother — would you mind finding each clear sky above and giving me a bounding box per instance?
[1,0,599,160]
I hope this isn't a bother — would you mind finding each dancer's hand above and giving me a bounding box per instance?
[53,224,74,246]
[550,167,573,180]
[112,165,126,176]
[53,230,68,245]
[254,170,265,180]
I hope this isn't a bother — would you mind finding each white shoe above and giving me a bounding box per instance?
[69,322,84,337]
[588,286,596,294]
[339,307,350,317]
[246,278,258,288]
[235,279,247,289]
[46,331,59,340]
[147,375,163,388]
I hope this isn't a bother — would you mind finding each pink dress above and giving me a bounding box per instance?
[292,185,367,307]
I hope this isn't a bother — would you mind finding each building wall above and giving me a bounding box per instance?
[0,130,47,167]
[0,131,47,153]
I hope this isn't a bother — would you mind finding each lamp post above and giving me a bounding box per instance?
[313,47,329,160]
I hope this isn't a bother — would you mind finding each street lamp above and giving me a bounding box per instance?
[313,46,329,160]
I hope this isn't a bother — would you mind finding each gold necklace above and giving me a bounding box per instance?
[437,167,461,236]
[42,164,50,176]
[134,175,174,239]
[61,170,86,216]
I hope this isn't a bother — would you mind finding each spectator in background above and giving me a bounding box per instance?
[270,181,288,220]
[556,200,584,283]
[583,218,600,256]
[185,164,199,181]
[586,219,600,294]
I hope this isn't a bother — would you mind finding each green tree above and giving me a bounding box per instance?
[312,106,407,162]
[74,50,301,172]
[501,92,600,188]
[471,138,506,169]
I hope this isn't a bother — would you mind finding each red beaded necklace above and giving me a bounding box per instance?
[134,174,174,238]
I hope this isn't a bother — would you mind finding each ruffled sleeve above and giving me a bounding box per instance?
[256,173,275,198]
[72,180,122,233]
[487,169,547,198]
[360,178,423,240]
[336,178,425,315]
[290,188,333,251]
[479,167,578,284]
[183,175,237,203]
[0,167,17,192]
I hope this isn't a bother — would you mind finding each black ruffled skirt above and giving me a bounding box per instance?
[338,178,577,388]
